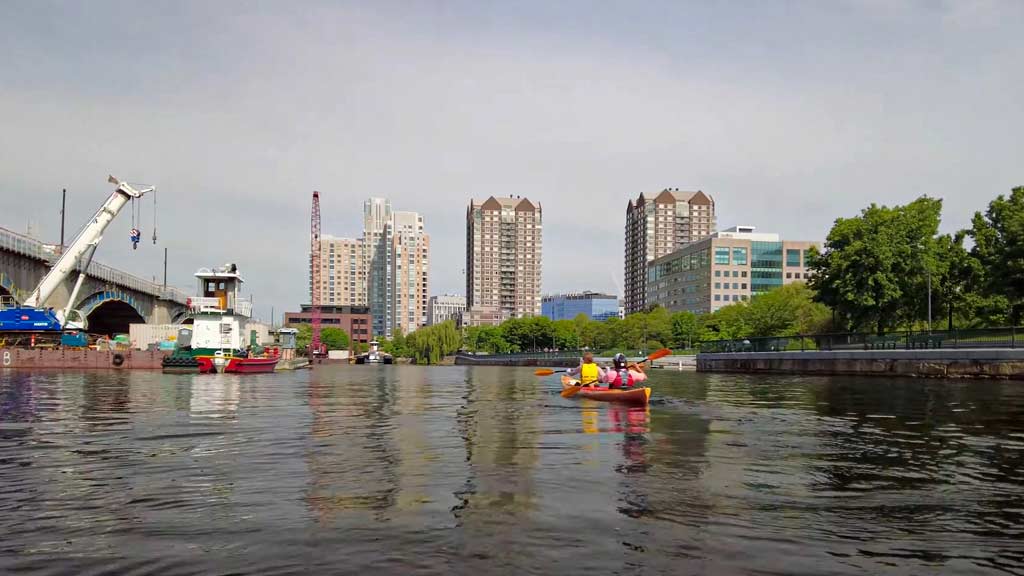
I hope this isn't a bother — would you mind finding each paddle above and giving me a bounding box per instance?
[533,368,565,376]
[559,348,672,399]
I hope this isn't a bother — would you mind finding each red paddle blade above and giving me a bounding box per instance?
[646,348,672,361]
[534,369,555,376]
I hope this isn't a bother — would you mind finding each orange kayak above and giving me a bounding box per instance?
[561,375,651,405]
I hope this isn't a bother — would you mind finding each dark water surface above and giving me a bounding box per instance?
[1,366,1023,575]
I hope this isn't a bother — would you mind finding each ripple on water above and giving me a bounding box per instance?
[0,367,1022,575]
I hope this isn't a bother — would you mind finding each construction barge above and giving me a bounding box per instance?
[1,348,168,370]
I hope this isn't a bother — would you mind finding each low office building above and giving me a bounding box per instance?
[457,306,509,328]
[646,226,817,314]
[427,294,466,326]
[541,292,619,321]
[283,304,372,344]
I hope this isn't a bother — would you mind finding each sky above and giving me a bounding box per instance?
[1,0,1021,323]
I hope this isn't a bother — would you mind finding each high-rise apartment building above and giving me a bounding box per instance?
[386,211,430,336]
[318,235,368,307]
[310,198,429,339]
[364,198,393,336]
[466,195,542,322]
[623,188,715,315]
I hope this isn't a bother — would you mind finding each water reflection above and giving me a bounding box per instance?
[0,368,1022,575]
[189,376,239,418]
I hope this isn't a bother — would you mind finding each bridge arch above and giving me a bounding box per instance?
[77,289,147,336]
[0,272,20,303]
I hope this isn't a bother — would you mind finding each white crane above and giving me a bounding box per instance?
[17,176,154,329]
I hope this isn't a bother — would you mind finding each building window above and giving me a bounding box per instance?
[786,249,802,267]
[714,270,721,277]
[714,294,721,301]
[714,247,730,265]
[742,271,748,278]
[742,283,747,289]
[786,272,792,279]
[732,247,748,265]
[732,270,739,278]
[714,282,721,289]
[732,295,739,302]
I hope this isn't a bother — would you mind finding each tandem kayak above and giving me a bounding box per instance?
[561,376,651,405]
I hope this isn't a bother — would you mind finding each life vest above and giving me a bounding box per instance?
[580,362,600,385]
[609,368,634,388]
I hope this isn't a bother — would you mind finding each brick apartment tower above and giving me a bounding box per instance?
[623,188,715,315]
[466,196,543,321]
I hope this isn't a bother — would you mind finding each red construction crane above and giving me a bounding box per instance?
[310,191,322,358]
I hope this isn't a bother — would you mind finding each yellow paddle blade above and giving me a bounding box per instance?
[534,369,555,376]
[561,385,582,398]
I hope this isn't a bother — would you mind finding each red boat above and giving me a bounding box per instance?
[562,375,651,405]
[195,352,279,374]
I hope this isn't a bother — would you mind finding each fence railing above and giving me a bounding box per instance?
[1,227,189,304]
[699,327,1022,353]
[458,349,590,360]
[0,227,45,260]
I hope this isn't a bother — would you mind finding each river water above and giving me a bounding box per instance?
[1,366,1022,575]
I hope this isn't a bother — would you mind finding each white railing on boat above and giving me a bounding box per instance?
[235,300,253,317]
[188,296,252,317]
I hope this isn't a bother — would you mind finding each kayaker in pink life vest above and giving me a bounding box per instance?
[605,353,648,388]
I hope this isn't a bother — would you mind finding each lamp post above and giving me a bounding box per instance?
[927,269,932,332]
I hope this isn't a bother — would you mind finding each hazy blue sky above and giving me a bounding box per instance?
[1,1,1021,322]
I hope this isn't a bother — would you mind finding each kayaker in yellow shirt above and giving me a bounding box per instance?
[565,352,607,387]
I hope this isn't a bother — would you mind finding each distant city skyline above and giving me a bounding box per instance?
[2,2,1021,319]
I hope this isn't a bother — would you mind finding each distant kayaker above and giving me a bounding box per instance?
[605,353,648,389]
[566,352,606,387]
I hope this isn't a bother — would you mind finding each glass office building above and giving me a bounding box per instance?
[541,292,620,321]
[647,227,817,314]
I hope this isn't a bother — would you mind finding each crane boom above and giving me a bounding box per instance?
[23,176,153,308]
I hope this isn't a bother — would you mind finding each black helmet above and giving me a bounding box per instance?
[613,353,627,369]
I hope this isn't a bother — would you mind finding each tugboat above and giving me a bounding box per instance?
[354,340,393,364]
[161,264,278,374]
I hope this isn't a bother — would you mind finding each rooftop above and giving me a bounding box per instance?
[543,291,618,301]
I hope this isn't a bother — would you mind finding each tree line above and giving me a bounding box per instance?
[808,186,1024,334]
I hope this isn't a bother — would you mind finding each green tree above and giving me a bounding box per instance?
[670,311,699,349]
[700,302,751,340]
[382,327,408,357]
[809,196,943,333]
[745,283,830,337]
[405,321,462,364]
[319,327,350,350]
[968,186,1024,324]
[291,323,312,350]
[552,319,579,349]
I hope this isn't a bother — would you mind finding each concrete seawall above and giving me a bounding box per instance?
[455,354,697,369]
[697,349,1024,379]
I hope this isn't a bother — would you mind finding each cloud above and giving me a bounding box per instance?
[1,1,1021,319]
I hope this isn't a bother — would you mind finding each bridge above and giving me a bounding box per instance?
[0,226,189,335]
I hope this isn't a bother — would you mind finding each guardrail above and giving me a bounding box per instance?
[457,350,588,360]
[0,227,45,260]
[700,327,1024,353]
[1,226,188,304]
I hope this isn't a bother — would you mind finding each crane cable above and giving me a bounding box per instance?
[152,188,157,244]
